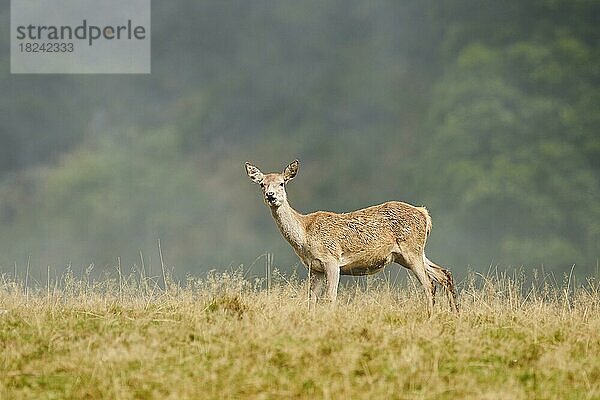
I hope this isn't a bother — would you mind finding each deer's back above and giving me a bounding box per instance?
[303,201,429,263]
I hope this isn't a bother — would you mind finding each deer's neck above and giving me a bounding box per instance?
[271,201,306,252]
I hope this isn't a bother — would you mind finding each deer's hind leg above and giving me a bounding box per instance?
[424,256,459,312]
[395,251,434,317]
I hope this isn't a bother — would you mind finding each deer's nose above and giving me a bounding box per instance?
[265,191,275,198]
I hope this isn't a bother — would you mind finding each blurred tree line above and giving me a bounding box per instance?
[0,0,598,278]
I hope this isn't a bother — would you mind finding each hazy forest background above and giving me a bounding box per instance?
[0,1,598,281]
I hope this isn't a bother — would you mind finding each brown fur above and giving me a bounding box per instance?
[245,160,459,314]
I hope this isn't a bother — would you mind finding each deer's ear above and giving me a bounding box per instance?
[283,159,299,182]
[245,162,264,184]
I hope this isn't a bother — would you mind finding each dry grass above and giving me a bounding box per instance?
[1,267,599,399]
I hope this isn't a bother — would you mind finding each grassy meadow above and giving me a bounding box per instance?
[1,267,599,399]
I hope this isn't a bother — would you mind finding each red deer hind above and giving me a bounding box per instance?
[245,160,458,315]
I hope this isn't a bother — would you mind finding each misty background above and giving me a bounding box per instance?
[0,1,598,282]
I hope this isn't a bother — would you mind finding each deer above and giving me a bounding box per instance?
[245,160,458,315]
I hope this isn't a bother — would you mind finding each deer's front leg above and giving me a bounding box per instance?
[309,270,325,308]
[324,262,340,301]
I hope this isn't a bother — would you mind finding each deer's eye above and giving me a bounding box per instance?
[280,183,284,187]
[260,183,265,188]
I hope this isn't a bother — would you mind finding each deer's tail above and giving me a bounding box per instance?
[416,207,432,238]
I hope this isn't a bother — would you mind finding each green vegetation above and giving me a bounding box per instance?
[0,1,598,275]
[1,270,599,399]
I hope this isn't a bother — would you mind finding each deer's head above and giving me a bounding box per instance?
[245,160,299,208]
